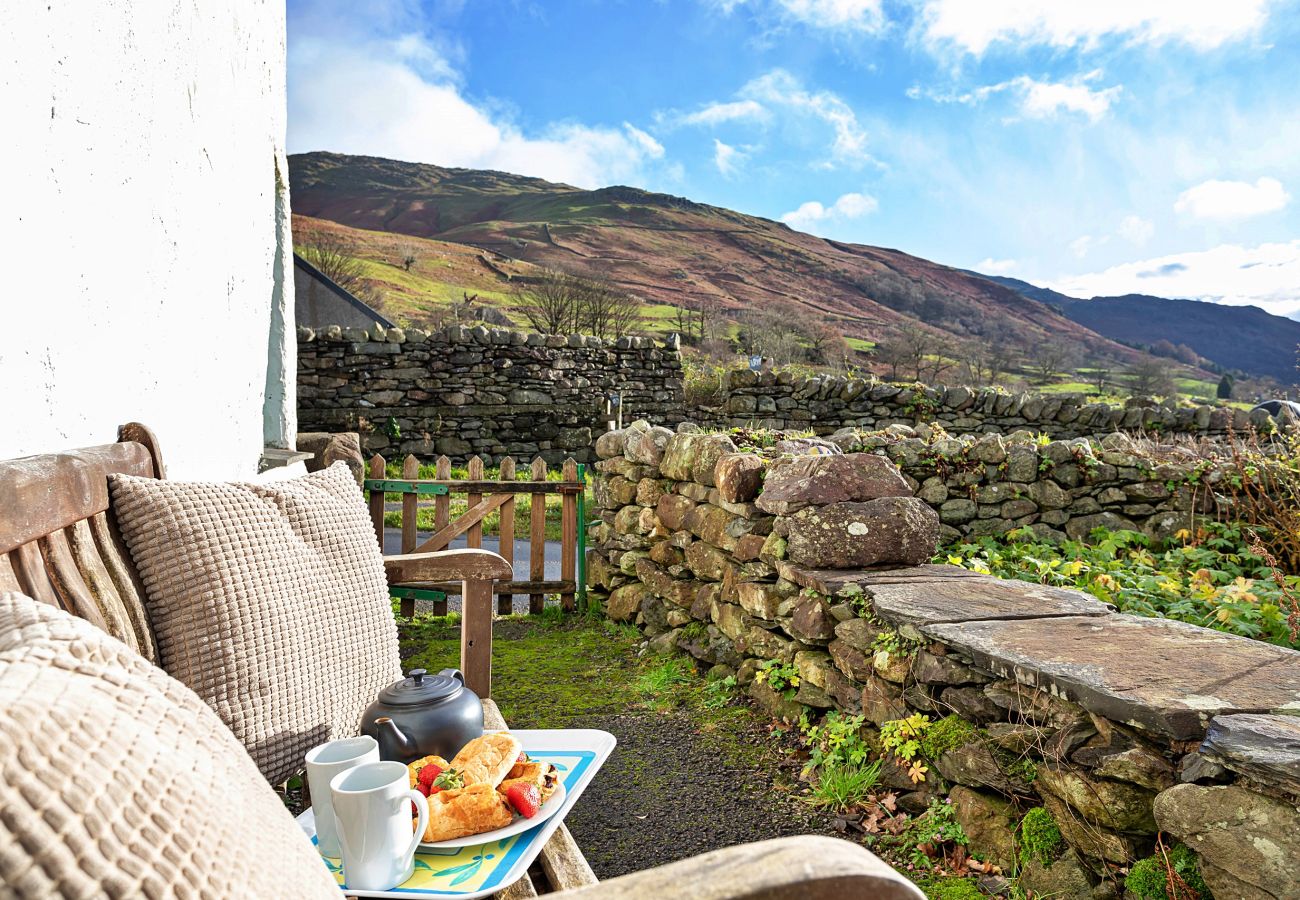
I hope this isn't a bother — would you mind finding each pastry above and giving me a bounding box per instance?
[418,783,514,842]
[450,733,523,788]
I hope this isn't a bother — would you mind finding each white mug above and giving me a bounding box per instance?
[305,735,380,858]
[331,761,430,892]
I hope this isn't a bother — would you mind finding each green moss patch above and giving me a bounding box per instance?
[919,714,978,760]
[1125,844,1209,900]
[1018,807,1065,867]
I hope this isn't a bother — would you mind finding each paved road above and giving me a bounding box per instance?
[383,528,564,614]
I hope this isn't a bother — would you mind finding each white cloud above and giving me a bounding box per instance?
[713,139,744,176]
[1069,236,1095,258]
[911,71,1120,122]
[288,37,664,189]
[742,70,872,166]
[1017,75,1121,122]
[1173,177,1290,222]
[1117,215,1155,246]
[679,99,769,127]
[977,258,1017,274]
[780,191,878,233]
[1051,240,1300,318]
[919,0,1270,55]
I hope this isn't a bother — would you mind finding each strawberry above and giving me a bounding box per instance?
[504,782,541,819]
[417,763,442,789]
[431,768,464,794]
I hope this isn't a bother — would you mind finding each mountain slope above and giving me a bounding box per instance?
[984,275,1300,384]
[287,152,1142,364]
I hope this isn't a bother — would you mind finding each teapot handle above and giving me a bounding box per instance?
[438,668,465,685]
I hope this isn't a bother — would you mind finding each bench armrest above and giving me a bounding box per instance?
[384,549,513,584]
[384,549,511,700]
[549,835,924,900]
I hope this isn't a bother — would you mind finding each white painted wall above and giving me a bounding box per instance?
[1,1,295,479]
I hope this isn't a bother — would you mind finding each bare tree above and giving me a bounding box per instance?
[400,245,418,272]
[574,275,642,340]
[1125,358,1177,398]
[735,299,811,366]
[807,324,851,366]
[1090,365,1112,396]
[962,341,1016,386]
[512,270,580,334]
[875,339,910,381]
[1026,342,1075,384]
[295,224,366,295]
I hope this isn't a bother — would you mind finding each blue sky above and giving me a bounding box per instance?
[287,0,1300,317]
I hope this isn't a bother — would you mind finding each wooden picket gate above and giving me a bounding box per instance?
[365,453,587,617]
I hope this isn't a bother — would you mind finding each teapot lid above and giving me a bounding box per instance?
[378,668,464,707]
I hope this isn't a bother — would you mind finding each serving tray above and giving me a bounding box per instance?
[297,729,616,899]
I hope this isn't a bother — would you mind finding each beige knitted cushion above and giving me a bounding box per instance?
[108,462,401,785]
[0,592,339,898]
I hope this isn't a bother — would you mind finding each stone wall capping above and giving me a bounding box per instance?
[924,614,1300,741]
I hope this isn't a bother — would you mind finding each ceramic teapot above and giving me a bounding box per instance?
[360,668,484,763]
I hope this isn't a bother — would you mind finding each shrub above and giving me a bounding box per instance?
[800,711,872,773]
[1018,807,1064,867]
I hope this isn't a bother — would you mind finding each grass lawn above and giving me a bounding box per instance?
[394,611,1022,897]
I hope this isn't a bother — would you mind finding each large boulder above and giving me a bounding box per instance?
[714,453,765,503]
[756,453,911,515]
[660,432,738,484]
[297,432,365,485]
[594,428,627,459]
[606,584,651,622]
[1154,783,1300,900]
[783,498,940,569]
[624,426,673,468]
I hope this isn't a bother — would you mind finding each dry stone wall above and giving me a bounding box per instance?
[296,327,1267,465]
[297,324,685,463]
[696,369,1275,439]
[831,426,1218,545]
[588,425,1300,900]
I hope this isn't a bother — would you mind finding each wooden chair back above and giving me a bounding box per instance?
[0,423,165,661]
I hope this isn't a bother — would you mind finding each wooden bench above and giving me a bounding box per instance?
[0,424,924,900]
[0,423,593,898]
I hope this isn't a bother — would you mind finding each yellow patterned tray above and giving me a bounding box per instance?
[297,729,615,899]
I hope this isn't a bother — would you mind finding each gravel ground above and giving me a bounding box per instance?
[561,711,841,879]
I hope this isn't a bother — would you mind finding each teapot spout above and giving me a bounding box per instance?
[374,716,419,763]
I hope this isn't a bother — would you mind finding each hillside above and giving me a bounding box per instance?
[287,152,1143,366]
[985,275,1300,384]
[291,214,545,324]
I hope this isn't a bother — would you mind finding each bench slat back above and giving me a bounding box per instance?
[0,432,161,662]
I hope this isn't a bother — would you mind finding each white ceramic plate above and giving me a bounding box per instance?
[418,778,566,850]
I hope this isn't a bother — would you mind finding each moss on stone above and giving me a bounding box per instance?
[919,714,978,760]
[1018,807,1064,867]
[916,876,985,900]
[1125,844,1209,900]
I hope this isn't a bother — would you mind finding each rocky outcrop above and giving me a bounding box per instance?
[782,498,939,569]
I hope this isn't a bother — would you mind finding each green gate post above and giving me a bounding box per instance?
[576,463,588,611]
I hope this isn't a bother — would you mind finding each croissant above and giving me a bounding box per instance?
[450,733,523,788]
[418,782,514,842]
